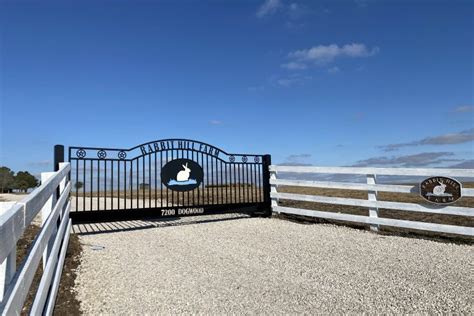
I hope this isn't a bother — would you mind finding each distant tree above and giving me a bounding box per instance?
[139,183,150,190]
[74,181,84,190]
[0,166,15,193]
[13,171,39,193]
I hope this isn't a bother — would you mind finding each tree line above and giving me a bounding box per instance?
[0,166,39,193]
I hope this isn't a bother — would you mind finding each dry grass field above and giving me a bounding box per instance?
[69,182,474,240]
[277,183,473,241]
[71,184,263,210]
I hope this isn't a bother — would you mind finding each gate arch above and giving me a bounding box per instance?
[67,139,271,222]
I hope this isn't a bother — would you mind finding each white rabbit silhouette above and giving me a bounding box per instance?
[176,163,191,182]
[433,181,446,196]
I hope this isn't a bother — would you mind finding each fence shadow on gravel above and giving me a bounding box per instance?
[72,214,251,235]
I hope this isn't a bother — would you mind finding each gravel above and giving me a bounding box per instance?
[73,215,473,314]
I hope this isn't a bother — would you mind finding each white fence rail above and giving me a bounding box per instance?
[269,165,474,237]
[0,163,71,315]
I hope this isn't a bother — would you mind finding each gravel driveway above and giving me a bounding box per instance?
[73,215,473,314]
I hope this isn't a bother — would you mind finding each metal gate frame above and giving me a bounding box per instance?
[55,140,271,223]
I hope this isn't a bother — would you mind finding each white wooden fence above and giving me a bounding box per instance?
[270,165,474,236]
[0,162,71,315]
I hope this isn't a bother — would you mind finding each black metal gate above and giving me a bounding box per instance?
[60,139,271,223]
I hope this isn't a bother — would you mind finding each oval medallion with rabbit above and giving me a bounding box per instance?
[161,159,204,192]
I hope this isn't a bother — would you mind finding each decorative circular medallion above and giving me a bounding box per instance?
[242,156,248,163]
[118,151,127,160]
[97,150,107,159]
[229,155,236,163]
[254,156,260,163]
[76,149,86,158]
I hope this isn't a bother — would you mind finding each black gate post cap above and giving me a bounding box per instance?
[54,144,65,171]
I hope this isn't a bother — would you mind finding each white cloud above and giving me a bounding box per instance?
[288,43,379,65]
[247,85,264,92]
[209,120,223,125]
[454,105,474,113]
[276,74,312,87]
[280,153,313,166]
[379,128,474,152]
[287,2,310,20]
[277,78,294,87]
[355,0,369,8]
[256,0,282,18]
[327,66,340,74]
[27,160,52,167]
[281,61,307,70]
[352,152,457,167]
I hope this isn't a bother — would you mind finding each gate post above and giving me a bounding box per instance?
[54,145,64,172]
[262,154,272,217]
[54,145,65,201]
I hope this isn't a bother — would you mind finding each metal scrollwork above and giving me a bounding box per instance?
[229,155,236,163]
[254,156,260,163]
[118,151,127,160]
[97,150,107,159]
[242,156,248,163]
[76,149,86,159]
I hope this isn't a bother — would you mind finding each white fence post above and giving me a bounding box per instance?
[0,202,18,303]
[41,172,56,270]
[270,171,278,213]
[0,247,16,303]
[367,174,379,232]
[58,162,68,222]
[59,163,67,195]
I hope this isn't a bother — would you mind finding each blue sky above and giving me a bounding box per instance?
[1,0,473,175]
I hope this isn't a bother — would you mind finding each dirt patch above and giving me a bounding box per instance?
[16,225,42,315]
[53,233,83,315]
[11,225,83,315]
[0,193,28,202]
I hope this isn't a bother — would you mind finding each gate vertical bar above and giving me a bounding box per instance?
[211,157,214,204]
[154,152,157,207]
[117,160,121,210]
[129,162,133,208]
[246,163,250,203]
[187,150,190,205]
[75,160,78,211]
[124,161,127,208]
[220,160,224,205]
[149,154,152,208]
[97,160,100,211]
[104,161,107,210]
[90,161,93,211]
[142,157,145,207]
[166,151,169,207]
[136,159,139,208]
[82,160,85,211]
